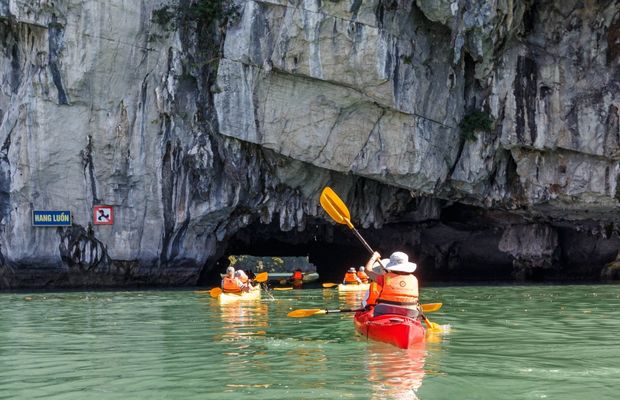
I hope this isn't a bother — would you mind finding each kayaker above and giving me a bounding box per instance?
[357,266,370,283]
[363,251,420,319]
[289,268,304,289]
[221,266,249,293]
[289,268,304,282]
[235,270,254,290]
[343,267,363,285]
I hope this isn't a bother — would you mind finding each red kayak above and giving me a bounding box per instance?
[354,309,426,349]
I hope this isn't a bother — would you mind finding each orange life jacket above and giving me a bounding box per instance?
[237,275,248,284]
[344,272,359,284]
[366,281,382,306]
[292,271,303,280]
[221,276,242,293]
[366,273,418,306]
[357,270,369,283]
[378,272,418,305]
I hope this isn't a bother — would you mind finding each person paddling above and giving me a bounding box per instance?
[364,251,420,319]
[235,270,255,291]
[343,267,363,285]
[290,269,304,282]
[221,266,250,293]
[357,266,370,283]
[289,268,304,288]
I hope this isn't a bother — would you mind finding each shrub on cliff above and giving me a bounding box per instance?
[460,110,493,141]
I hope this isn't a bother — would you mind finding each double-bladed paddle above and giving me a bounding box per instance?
[287,302,443,318]
[319,187,443,331]
[194,272,269,298]
[322,282,369,288]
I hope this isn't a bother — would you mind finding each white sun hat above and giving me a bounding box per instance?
[383,251,417,273]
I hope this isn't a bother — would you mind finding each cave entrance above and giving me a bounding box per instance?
[226,255,317,276]
[197,207,521,287]
[197,218,371,286]
[221,255,319,286]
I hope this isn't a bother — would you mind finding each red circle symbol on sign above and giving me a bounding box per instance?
[93,205,114,225]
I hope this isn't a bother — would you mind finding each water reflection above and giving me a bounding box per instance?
[339,290,365,308]
[217,299,269,341]
[365,342,427,400]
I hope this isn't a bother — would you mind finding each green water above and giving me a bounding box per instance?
[1,285,619,399]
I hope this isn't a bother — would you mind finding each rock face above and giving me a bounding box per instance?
[1,0,620,288]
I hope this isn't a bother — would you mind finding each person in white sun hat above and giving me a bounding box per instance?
[363,251,420,318]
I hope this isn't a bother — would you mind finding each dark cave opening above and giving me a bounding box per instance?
[197,211,518,286]
[198,218,373,286]
[196,202,620,287]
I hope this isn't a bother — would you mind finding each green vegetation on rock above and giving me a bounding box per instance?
[151,0,239,30]
[459,110,493,141]
[151,5,175,30]
[190,0,240,23]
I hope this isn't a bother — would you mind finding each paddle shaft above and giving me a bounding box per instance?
[288,303,442,318]
[420,312,440,331]
[347,219,388,269]
[328,304,439,314]
[351,226,374,255]
[327,303,441,313]
[324,308,362,314]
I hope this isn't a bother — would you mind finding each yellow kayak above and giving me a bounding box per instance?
[219,287,261,303]
[338,283,370,292]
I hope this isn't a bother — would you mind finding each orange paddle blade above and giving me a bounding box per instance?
[274,287,293,291]
[287,309,326,318]
[209,287,222,298]
[320,187,354,229]
[321,283,338,288]
[422,315,443,332]
[254,272,268,283]
[421,303,442,313]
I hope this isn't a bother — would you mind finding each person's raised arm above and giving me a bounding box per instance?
[365,251,383,280]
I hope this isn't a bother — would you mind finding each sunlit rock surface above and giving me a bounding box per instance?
[1,0,620,288]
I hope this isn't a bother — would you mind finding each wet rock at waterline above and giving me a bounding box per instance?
[1,0,620,288]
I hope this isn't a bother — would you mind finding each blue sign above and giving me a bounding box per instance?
[32,210,72,226]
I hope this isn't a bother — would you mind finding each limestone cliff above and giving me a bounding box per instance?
[1,0,620,288]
